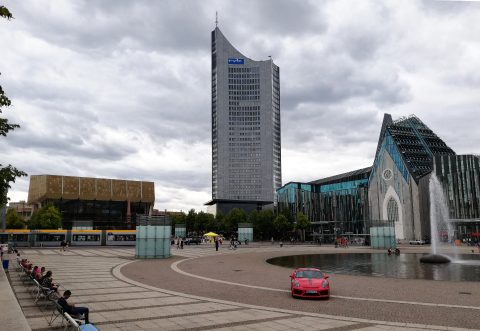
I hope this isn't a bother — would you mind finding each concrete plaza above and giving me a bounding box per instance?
[5,244,480,330]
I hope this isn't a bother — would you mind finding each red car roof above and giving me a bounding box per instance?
[294,268,322,271]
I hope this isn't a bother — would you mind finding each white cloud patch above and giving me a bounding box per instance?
[1,0,479,210]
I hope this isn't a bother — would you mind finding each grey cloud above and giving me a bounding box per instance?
[282,105,381,150]
[221,0,327,36]
[2,0,480,211]
[420,0,475,15]
[9,1,211,54]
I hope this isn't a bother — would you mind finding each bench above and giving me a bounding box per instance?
[49,300,96,331]
[64,312,98,331]
[19,265,31,283]
[15,259,23,272]
[32,279,58,308]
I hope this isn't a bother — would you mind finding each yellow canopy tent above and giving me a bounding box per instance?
[204,232,219,237]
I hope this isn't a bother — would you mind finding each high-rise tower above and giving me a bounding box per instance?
[206,27,281,215]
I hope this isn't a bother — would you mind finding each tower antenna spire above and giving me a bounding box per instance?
[215,11,218,28]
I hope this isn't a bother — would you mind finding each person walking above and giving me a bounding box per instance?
[176,237,180,249]
[180,238,184,249]
[215,238,219,252]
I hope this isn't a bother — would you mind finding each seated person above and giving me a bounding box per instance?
[21,259,33,273]
[41,270,59,292]
[58,290,90,324]
[31,266,39,278]
[16,253,21,264]
[36,267,45,282]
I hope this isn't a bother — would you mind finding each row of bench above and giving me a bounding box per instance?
[16,260,91,330]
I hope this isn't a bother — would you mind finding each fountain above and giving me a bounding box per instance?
[420,174,451,264]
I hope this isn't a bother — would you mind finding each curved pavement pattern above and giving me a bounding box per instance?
[8,245,480,331]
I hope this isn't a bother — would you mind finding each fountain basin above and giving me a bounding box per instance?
[267,253,480,281]
[419,254,451,264]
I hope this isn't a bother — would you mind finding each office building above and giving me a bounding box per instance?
[206,27,281,215]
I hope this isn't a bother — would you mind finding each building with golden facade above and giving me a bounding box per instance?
[27,175,155,229]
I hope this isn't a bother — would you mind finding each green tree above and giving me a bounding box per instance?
[279,207,293,223]
[205,212,218,233]
[28,204,62,229]
[223,208,247,235]
[255,209,274,240]
[1,6,27,214]
[295,212,311,242]
[6,208,25,229]
[273,214,293,239]
[185,209,196,233]
[0,5,13,19]
[214,212,225,233]
[195,211,212,234]
[170,212,186,227]
[247,210,259,238]
[1,166,27,206]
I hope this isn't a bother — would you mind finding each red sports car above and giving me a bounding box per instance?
[290,268,330,299]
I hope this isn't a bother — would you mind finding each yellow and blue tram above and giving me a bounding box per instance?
[0,229,137,247]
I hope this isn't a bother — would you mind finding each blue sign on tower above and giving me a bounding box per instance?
[228,58,245,65]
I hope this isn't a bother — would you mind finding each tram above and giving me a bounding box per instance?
[0,229,137,247]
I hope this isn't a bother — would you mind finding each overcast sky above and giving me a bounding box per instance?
[1,0,479,212]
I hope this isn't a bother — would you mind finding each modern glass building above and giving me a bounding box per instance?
[206,27,281,215]
[27,175,155,229]
[369,114,455,241]
[434,154,480,243]
[277,167,371,243]
[278,113,480,244]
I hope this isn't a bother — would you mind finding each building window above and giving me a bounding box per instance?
[387,198,399,222]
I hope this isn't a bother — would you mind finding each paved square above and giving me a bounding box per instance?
[7,247,479,330]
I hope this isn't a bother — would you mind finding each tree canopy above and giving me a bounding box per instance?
[295,212,311,241]
[0,5,13,19]
[1,5,26,210]
[28,204,62,229]
[252,209,275,240]
[223,208,247,235]
[170,208,278,240]
[273,214,293,239]
[6,208,25,229]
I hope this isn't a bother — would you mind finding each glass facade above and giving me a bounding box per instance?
[277,168,370,244]
[211,27,281,207]
[226,66,263,200]
[371,132,410,183]
[370,222,396,249]
[136,225,171,259]
[434,155,480,242]
[237,223,253,242]
[174,224,186,238]
[371,116,454,183]
[45,199,151,230]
